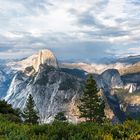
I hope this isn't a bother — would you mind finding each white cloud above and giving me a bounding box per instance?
[0,0,140,61]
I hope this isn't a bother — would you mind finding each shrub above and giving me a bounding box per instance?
[0,115,140,140]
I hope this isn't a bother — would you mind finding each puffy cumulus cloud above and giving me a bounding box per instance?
[0,0,140,62]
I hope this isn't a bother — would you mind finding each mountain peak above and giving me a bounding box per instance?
[7,49,58,72]
[33,49,58,71]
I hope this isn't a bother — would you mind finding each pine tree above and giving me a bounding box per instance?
[0,100,16,114]
[0,100,21,122]
[78,75,105,123]
[22,94,39,124]
[55,112,67,121]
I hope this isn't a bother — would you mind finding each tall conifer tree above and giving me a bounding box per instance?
[22,94,39,124]
[78,75,105,123]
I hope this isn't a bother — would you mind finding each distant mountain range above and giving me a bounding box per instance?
[1,49,140,123]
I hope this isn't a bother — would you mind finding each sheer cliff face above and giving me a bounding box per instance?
[4,49,84,123]
[5,65,84,123]
[0,65,14,98]
[101,69,124,89]
[33,50,58,72]
[7,49,58,74]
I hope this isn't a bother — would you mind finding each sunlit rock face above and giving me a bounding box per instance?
[4,64,84,123]
[7,49,58,74]
[33,49,58,72]
[4,49,84,123]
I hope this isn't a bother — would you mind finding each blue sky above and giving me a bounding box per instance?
[0,0,140,62]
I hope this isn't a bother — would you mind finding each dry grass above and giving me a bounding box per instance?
[119,62,140,75]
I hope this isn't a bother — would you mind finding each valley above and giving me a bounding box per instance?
[0,49,140,123]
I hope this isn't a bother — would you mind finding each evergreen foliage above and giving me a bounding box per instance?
[0,115,140,140]
[55,112,67,121]
[0,100,17,115]
[78,75,105,123]
[22,94,39,124]
[0,100,21,122]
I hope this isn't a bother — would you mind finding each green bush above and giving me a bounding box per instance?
[0,115,140,140]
